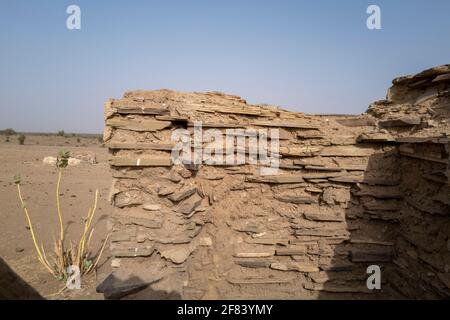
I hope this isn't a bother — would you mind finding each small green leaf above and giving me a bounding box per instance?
[84,259,93,269]
[56,149,70,169]
[14,174,21,185]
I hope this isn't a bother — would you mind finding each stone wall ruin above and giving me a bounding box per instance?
[100,65,450,299]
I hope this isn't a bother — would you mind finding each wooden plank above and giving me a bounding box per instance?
[110,157,172,167]
[107,142,175,151]
[107,118,172,131]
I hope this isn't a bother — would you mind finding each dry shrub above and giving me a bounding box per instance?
[18,134,26,145]
[14,149,109,280]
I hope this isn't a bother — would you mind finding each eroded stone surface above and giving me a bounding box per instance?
[104,65,450,299]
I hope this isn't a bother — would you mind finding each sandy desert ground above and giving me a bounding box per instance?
[0,133,112,299]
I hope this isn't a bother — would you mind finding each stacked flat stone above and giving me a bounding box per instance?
[100,65,450,299]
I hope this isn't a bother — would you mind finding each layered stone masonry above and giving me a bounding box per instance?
[101,65,450,299]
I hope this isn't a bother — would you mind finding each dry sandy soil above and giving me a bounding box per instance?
[0,134,112,299]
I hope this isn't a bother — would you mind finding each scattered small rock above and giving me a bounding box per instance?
[142,203,161,211]
[111,258,121,268]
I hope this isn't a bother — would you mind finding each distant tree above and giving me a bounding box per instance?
[5,136,10,143]
[1,128,16,136]
[18,134,26,145]
[57,130,65,137]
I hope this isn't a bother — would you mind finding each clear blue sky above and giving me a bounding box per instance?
[1,0,449,133]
